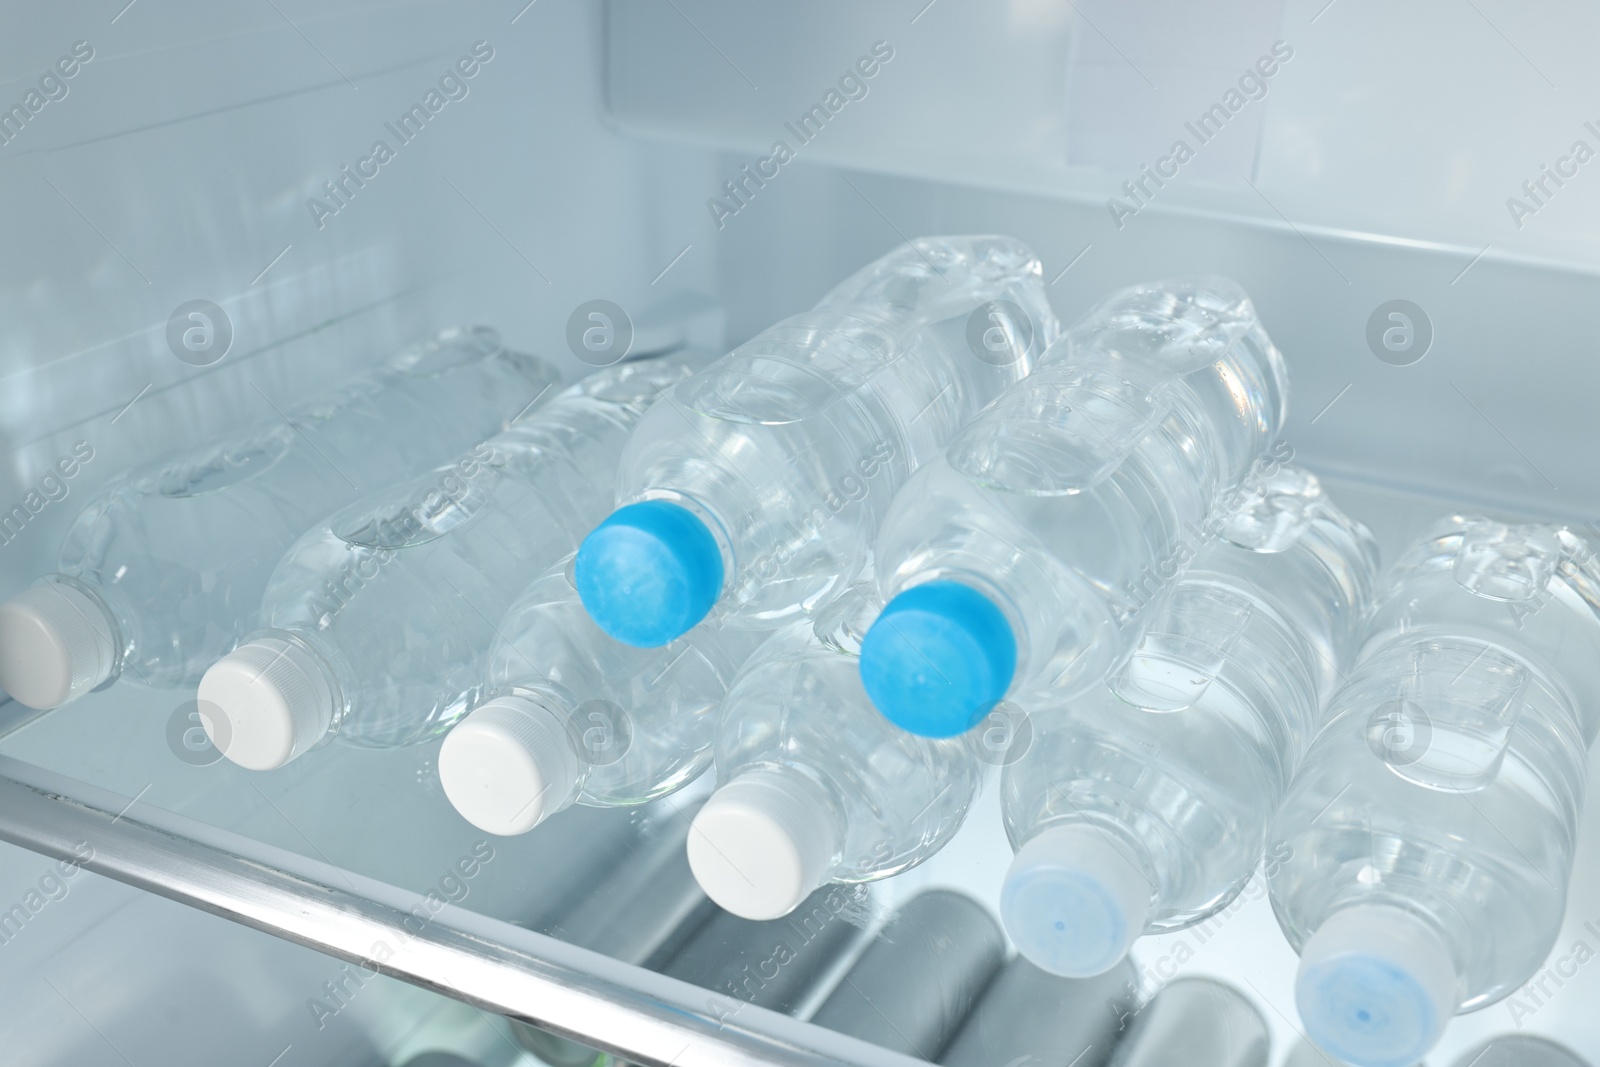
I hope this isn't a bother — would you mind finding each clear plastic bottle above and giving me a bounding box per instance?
[810,889,1005,1058]
[1447,1036,1591,1067]
[1268,517,1600,1067]
[193,354,699,771]
[998,467,1377,978]
[686,576,984,920]
[436,557,766,836]
[1106,977,1270,1067]
[858,277,1291,737]
[0,328,560,711]
[573,236,1056,648]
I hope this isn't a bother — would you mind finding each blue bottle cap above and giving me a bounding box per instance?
[858,580,1017,737]
[1000,824,1150,978]
[575,501,724,648]
[1294,904,1456,1067]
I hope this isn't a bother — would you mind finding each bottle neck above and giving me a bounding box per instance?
[52,573,131,681]
[504,681,619,784]
[255,626,349,739]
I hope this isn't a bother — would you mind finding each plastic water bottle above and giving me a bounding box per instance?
[1268,517,1600,1067]
[573,236,1056,648]
[398,1055,485,1067]
[940,954,1138,1067]
[0,328,560,711]
[686,576,983,920]
[437,557,764,836]
[858,277,1290,737]
[1107,978,1270,1067]
[194,354,699,771]
[653,882,874,1017]
[810,889,1005,1059]
[510,806,711,1067]
[1447,1036,1591,1067]
[998,466,1377,979]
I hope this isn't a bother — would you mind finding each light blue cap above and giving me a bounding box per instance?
[1000,824,1151,978]
[858,580,1016,737]
[1295,904,1457,1067]
[574,501,724,648]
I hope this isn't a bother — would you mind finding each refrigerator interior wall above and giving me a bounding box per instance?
[1,0,1598,1064]
[609,0,1600,522]
[0,0,727,592]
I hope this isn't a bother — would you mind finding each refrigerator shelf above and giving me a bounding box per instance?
[0,758,920,1067]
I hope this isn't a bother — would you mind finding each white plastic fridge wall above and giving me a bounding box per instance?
[1,0,1598,1064]
[0,0,726,587]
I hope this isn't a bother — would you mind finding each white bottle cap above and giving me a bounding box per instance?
[687,768,837,920]
[196,636,338,771]
[0,580,119,710]
[438,695,581,836]
[1295,903,1457,1067]
[1000,822,1153,978]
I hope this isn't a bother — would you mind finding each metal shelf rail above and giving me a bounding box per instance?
[0,756,923,1067]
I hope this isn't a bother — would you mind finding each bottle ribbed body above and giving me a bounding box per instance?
[51,329,559,691]
[1270,518,1600,1015]
[873,277,1289,704]
[1001,468,1375,948]
[254,354,699,749]
[611,236,1056,628]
